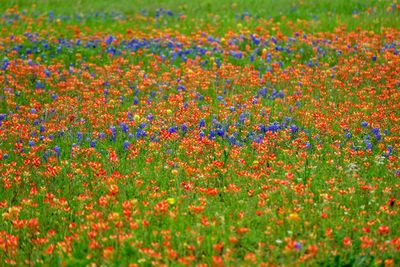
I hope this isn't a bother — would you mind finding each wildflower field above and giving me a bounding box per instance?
[0,0,399,266]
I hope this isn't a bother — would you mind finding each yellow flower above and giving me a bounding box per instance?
[287,213,300,221]
[167,198,176,205]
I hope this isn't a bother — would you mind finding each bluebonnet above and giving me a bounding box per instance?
[199,118,205,128]
[110,126,117,141]
[258,87,267,98]
[90,140,96,148]
[208,130,215,140]
[123,140,130,150]
[239,113,246,123]
[136,129,146,138]
[259,125,267,133]
[290,125,298,134]
[181,123,187,132]
[177,84,186,91]
[371,128,380,135]
[120,122,129,133]
[388,145,393,155]
[365,141,373,150]
[306,142,311,150]
[168,126,177,134]
[77,131,83,143]
[199,131,205,139]
[372,128,381,141]
[44,69,51,77]
[268,122,281,133]
[54,146,60,157]
[361,121,368,127]
[217,127,225,137]
[228,135,236,145]
[29,140,35,147]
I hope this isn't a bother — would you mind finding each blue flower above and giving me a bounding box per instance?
[208,130,215,140]
[306,142,311,150]
[123,140,130,150]
[54,146,60,157]
[371,128,380,135]
[258,87,267,98]
[361,121,368,127]
[365,142,373,150]
[181,123,187,132]
[290,125,298,134]
[217,127,225,137]
[90,140,97,148]
[228,135,236,145]
[388,145,393,155]
[199,118,205,128]
[120,122,129,133]
[77,131,83,143]
[168,126,177,134]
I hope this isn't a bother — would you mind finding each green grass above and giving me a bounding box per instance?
[1,0,399,33]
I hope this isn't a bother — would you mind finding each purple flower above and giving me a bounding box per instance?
[294,242,302,250]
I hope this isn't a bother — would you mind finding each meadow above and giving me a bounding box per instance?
[0,0,399,266]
